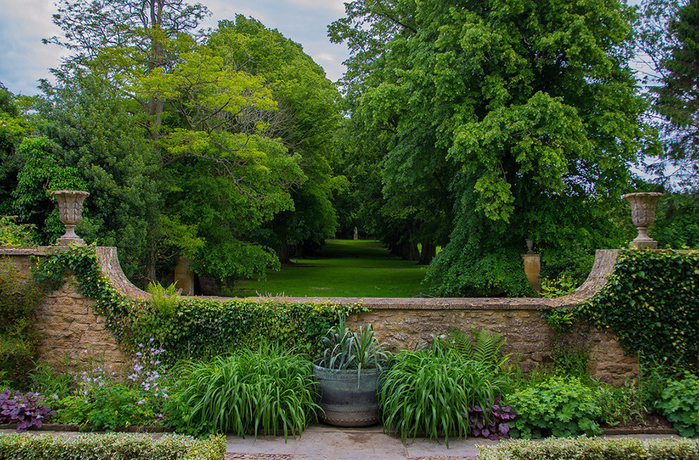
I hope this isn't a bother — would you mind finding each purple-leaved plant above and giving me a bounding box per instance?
[463,397,516,440]
[0,388,57,432]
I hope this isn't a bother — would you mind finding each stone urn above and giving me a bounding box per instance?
[622,192,663,249]
[51,190,89,246]
[521,239,541,292]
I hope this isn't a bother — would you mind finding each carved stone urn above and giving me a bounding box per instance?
[622,192,663,249]
[521,239,541,292]
[51,190,89,246]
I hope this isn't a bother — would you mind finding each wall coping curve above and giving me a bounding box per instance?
[0,247,621,310]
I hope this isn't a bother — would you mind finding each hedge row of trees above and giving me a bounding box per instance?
[0,0,698,295]
[1,2,343,289]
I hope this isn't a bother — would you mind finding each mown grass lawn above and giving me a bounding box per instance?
[227,239,431,297]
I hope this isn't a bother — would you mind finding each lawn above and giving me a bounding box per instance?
[227,239,431,297]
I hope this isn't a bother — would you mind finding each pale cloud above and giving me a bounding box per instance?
[286,0,345,15]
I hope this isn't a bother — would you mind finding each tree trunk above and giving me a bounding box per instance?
[277,245,291,264]
[418,243,436,265]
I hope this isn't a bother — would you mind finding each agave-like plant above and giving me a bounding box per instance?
[318,316,389,375]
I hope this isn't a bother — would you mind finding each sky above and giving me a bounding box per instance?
[0,0,351,95]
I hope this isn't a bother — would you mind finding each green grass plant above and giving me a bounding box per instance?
[228,240,430,297]
[166,342,318,438]
[379,340,508,447]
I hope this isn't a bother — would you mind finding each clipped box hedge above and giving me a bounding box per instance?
[478,436,699,460]
[0,433,225,460]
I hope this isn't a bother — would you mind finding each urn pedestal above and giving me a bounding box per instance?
[51,190,89,246]
[622,192,663,250]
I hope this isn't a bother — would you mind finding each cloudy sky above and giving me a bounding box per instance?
[0,0,351,95]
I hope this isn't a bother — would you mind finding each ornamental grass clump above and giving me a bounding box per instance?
[167,342,318,438]
[379,338,509,447]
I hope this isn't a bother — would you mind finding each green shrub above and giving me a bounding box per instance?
[0,432,225,460]
[166,342,318,438]
[506,375,602,438]
[0,215,36,246]
[51,344,170,431]
[0,258,43,388]
[478,436,699,460]
[56,384,158,431]
[597,379,646,427]
[657,372,699,438]
[379,340,509,446]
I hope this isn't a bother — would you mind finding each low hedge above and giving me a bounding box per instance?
[0,433,225,460]
[478,437,699,460]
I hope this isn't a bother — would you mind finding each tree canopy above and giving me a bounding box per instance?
[330,0,651,295]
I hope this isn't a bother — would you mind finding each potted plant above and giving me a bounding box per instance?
[312,316,389,427]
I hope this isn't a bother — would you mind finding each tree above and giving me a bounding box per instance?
[31,74,162,280]
[645,0,699,188]
[331,0,649,295]
[42,1,309,285]
[0,84,33,217]
[45,0,211,140]
[208,16,343,262]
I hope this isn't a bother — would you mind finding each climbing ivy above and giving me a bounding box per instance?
[30,245,366,362]
[579,250,699,370]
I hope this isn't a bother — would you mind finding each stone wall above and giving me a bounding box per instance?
[0,247,132,372]
[0,246,637,385]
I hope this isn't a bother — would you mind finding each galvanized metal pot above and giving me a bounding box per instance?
[312,360,381,427]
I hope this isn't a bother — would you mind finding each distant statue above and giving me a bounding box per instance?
[353,227,358,240]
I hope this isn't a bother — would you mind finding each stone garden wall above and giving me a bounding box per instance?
[0,247,134,372]
[0,246,637,385]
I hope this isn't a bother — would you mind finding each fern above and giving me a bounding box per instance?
[443,328,509,370]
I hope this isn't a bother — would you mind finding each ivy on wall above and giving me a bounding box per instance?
[30,245,365,362]
[0,258,44,387]
[579,249,699,369]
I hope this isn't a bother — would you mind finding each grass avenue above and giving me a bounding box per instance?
[229,240,430,298]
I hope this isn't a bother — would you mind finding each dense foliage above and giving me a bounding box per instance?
[657,372,699,437]
[330,0,649,295]
[0,432,226,460]
[506,376,603,439]
[580,249,699,370]
[479,437,699,460]
[0,259,44,388]
[166,343,318,438]
[30,245,364,362]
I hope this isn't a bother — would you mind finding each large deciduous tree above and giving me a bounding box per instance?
[331,0,650,295]
[33,0,308,286]
[208,16,343,263]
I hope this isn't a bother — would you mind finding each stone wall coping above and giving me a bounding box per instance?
[1,246,621,308]
[203,249,622,310]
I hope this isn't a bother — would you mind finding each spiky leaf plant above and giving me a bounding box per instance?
[168,342,318,438]
[379,340,509,447]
